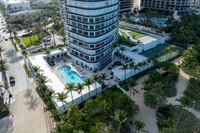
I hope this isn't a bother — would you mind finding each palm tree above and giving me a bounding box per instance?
[147,58,152,68]
[55,92,67,112]
[22,49,27,67]
[129,61,135,76]
[75,83,84,102]
[7,25,13,41]
[112,43,119,62]
[133,64,139,75]
[33,24,42,42]
[142,61,147,71]
[26,28,33,46]
[137,62,143,72]
[0,59,9,89]
[169,45,176,58]
[119,47,126,61]
[36,74,50,87]
[128,78,137,97]
[112,110,127,133]
[134,120,145,133]
[164,47,170,60]
[120,64,129,80]
[0,46,5,59]
[83,78,93,98]
[175,96,191,129]
[99,73,108,88]
[92,74,99,95]
[32,65,43,75]
[65,82,75,104]
[50,28,56,46]
[59,27,65,45]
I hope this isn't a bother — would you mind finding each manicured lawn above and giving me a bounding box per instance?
[119,30,129,39]
[119,27,145,38]
[128,31,145,38]
[20,35,40,47]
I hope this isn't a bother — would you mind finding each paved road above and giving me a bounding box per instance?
[0,13,50,133]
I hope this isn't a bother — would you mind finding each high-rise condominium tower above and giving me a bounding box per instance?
[141,0,191,12]
[60,0,119,72]
[119,0,134,13]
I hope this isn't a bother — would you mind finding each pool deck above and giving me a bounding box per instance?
[28,50,101,113]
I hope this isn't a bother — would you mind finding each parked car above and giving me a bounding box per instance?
[9,76,15,83]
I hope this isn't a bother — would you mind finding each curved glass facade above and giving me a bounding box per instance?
[62,0,119,71]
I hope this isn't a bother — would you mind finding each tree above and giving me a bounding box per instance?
[36,74,50,87]
[134,120,145,133]
[119,47,126,62]
[26,28,33,46]
[66,104,78,124]
[50,28,56,46]
[7,25,13,41]
[65,82,75,104]
[0,46,5,59]
[175,96,191,129]
[128,78,137,97]
[99,73,108,88]
[75,83,84,102]
[55,92,67,112]
[129,61,135,76]
[59,27,65,45]
[137,62,143,72]
[84,78,93,98]
[32,65,43,75]
[120,64,129,80]
[92,74,99,95]
[33,24,42,42]
[112,110,127,133]
[0,59,9,89]
[112,42,119,62]
[22,49,27,67]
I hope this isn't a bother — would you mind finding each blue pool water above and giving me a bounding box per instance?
[155,18,167,24]
[57,66,85,85]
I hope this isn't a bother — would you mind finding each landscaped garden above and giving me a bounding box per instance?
[157,105,200,133]
[54,85,140,133]
[20,35,40,47]
[181,78,200,111]
[142,62,179,108]
[140,44,184,62]
[119,29,129,39]
[180,46,200,77]
[119,27,145,38]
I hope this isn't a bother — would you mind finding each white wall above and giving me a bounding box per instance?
[137,37,166,53]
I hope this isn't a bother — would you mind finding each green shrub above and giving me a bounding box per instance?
[23,64,32,78]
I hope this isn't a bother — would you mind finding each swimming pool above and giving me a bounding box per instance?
[155,18,167,24]
[57,66,85,85]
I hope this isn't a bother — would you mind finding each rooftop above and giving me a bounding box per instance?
[28,49,101,112]
[8,9,41,16]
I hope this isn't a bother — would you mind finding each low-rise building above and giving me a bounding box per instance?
[8,9,41,22]
[0,0,31,13]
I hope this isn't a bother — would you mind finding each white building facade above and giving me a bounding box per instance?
[61,0,119,72]
[0,0,31,13]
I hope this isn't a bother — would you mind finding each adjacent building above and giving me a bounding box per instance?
[119,0,134,13]
[141,0,191,13]
[0,0,31,13]
[61,0,119,72]
[8,9,41,23]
